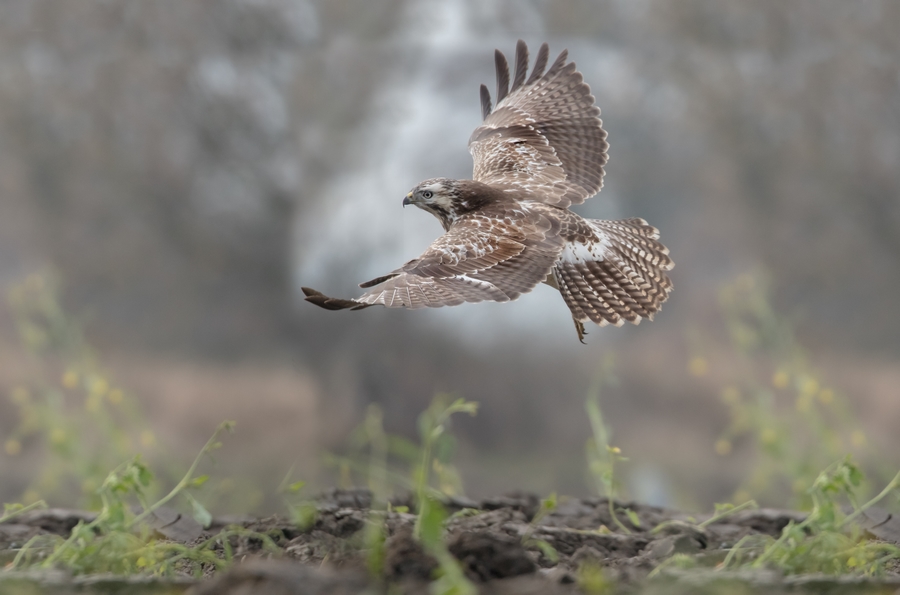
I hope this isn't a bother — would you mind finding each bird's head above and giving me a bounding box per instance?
[403,178,469,230]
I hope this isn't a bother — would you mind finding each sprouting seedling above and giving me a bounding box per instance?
[412,396,478,539]
[585,386,632,535]
[361,404,390,581]
[418,496,476,595]
[130,420,235,530]
[521,493,560,563]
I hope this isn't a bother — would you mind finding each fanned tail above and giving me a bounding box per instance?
[554,218,673,329]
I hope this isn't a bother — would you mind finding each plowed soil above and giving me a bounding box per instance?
[2,489,899,594]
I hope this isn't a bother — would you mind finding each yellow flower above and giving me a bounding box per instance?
[108,389,124,404]
[721,386,740,405]
[50,428,67,445]
[5,439,22,456]
[688,356,708,377]
[11,386,30,404]
[772,371,789,389]
[760,428,778,446]
[62,370,79,390]
[140,430,156,448]
[714,439,732,456]
[89,376,109,397]
[800,377,818,395]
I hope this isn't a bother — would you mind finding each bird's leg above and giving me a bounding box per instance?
[573,318,587,344]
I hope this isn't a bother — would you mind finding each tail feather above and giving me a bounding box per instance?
[554,218,673,329]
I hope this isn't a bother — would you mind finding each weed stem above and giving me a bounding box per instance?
[130,420,234,530]
[841,470,900,529]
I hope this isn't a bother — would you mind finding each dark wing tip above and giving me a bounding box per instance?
[359,273,399,288]
[511,39,528,93]
[301,287,370,311]
[526,42,550,85]
[547,48,569,77]
[479,83,492,120]
[494,48,510,103]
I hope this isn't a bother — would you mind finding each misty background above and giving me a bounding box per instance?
[1,0,898,512]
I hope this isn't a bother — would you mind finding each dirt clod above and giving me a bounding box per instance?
[4,492,900,594]
[384,528,439,580]
[448,530,537,581]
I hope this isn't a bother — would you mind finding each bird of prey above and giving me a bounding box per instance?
[302,40,673,342]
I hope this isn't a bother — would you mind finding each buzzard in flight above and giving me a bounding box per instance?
[303,41,673,342]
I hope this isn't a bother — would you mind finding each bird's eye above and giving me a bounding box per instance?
[422,190,433,199]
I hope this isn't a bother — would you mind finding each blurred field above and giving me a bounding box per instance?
[1,0,899,517]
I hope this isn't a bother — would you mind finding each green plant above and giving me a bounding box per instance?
[418,496,476,595]
[721,457,900,575]
[412,397,478,537]
[5,271,158,508]
[695,271,884,508]
[0,500,48,524]
[522,493,560,563]
[584,360,635,534]
[326,396,477,593]
[8,421,267,576]
[330,395,477,504]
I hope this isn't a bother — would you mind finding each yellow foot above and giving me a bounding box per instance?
[573,318,587,344]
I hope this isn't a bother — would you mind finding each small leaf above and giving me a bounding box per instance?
[290,502,317,530]
[3,503,24,514]
[525,538,559,563]
[136,463,154,487]
[541,492,558,512]
[187,493,212,528]
[418,497,447,549]
[288,480,306,493]
[624,508,642,528]
[191,475,210,488]
[713,502,736,515]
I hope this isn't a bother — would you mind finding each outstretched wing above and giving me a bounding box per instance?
[469,40,609,208]
[302,205,563,310]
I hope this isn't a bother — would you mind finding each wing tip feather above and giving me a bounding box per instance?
[301,287,370,311]
[479,84,492,120]
[526,42,550,85]
[511,39,528,93]
[494,48,510,103]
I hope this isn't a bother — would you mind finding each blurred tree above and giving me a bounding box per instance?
[0,0,410,353]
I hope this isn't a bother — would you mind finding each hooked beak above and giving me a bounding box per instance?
[402,192,414,207]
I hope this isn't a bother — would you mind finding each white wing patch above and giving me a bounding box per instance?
[558,221,612,265]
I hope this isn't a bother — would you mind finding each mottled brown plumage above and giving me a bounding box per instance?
[302,41,673,342]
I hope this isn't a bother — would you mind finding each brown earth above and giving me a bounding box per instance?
[2,490,899,594]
